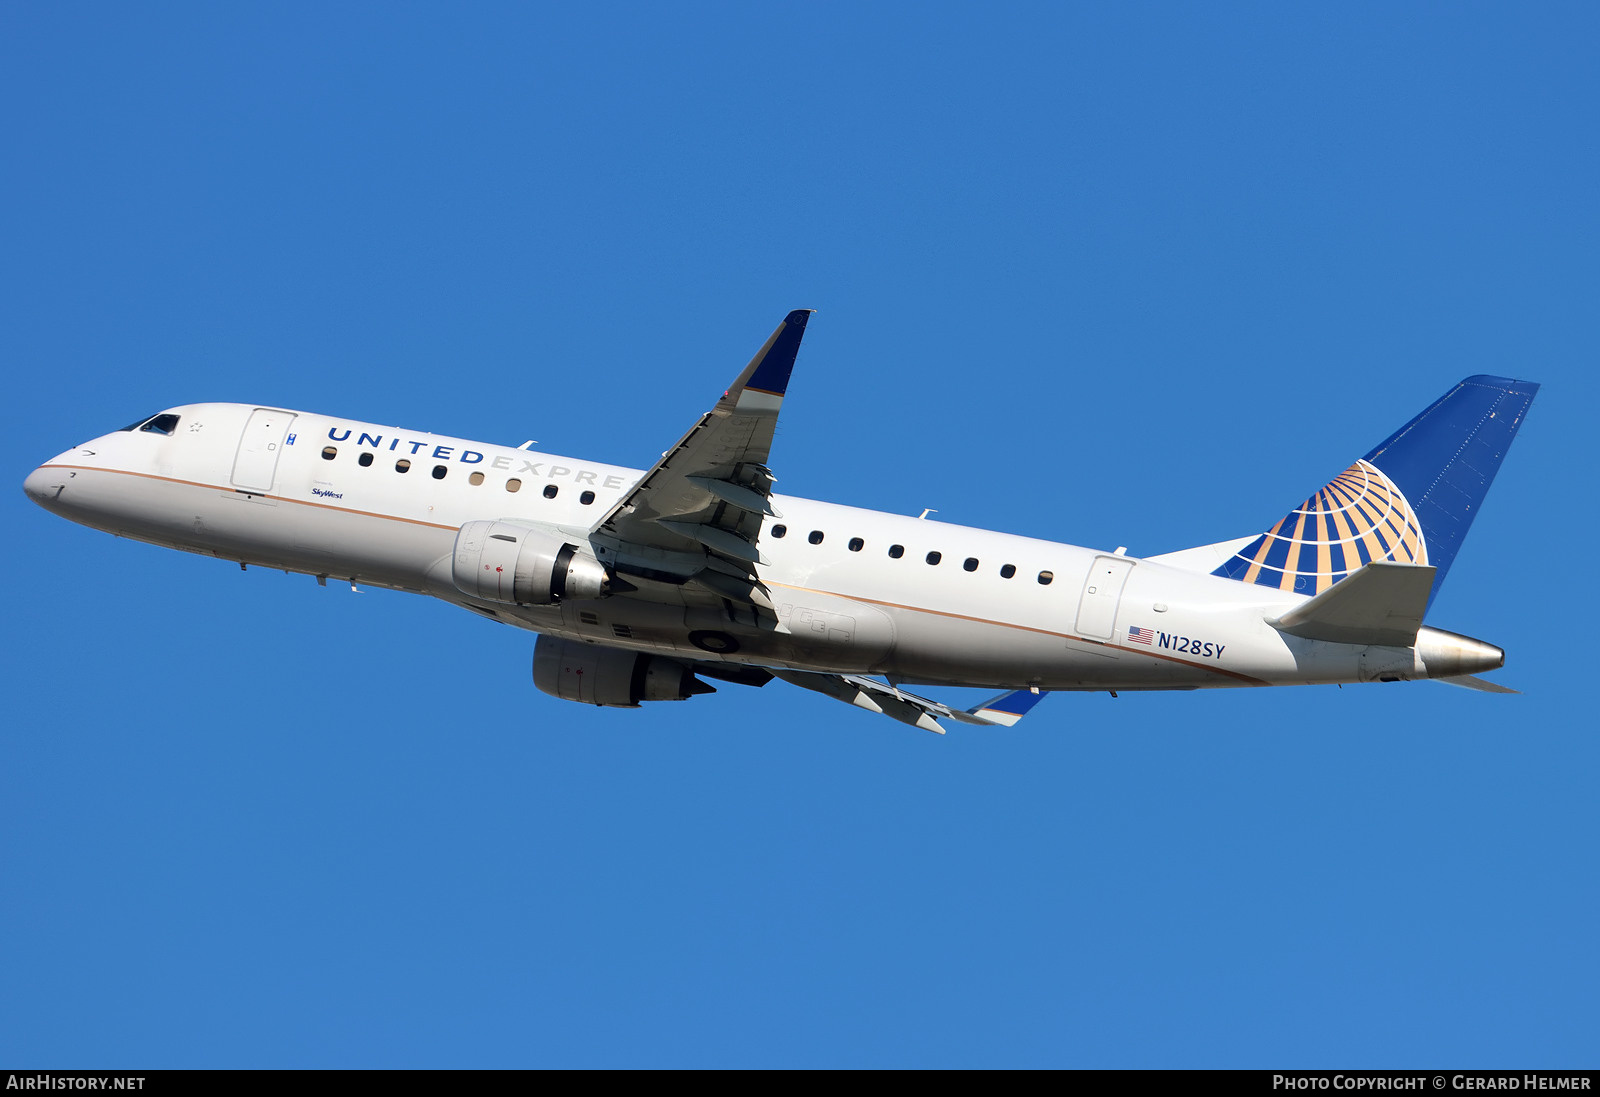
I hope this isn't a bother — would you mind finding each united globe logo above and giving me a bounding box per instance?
[1215,459,1428,595]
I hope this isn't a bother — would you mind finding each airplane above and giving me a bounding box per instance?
[22,310,1537,733]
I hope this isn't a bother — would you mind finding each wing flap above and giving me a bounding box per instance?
[657,520,767,565]
[686,475,783,517]
[690,568,776,611]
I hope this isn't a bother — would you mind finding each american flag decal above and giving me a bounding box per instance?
[1128,626,1154,646]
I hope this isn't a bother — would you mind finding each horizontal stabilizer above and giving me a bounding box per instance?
[1266,561,1436,647]
[1437,674,1519,694]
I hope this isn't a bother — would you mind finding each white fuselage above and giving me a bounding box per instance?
[23,402,1499,692]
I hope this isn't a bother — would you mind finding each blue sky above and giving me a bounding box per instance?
[3,2,1595,1068]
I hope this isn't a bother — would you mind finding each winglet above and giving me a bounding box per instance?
[731,309,814,402]
[1266,560,1436,647]
[967,688,1048,727]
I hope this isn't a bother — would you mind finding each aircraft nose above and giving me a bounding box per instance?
[23,463,64,509]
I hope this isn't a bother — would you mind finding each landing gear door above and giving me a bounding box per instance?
[232,409,297,492]
[1075,555,1135,641]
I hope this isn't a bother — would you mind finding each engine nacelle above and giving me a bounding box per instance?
[532,636,715,708]
[452,520,610,605]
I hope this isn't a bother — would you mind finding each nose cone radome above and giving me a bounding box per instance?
[23,464,58,508]
[24,453,78,513]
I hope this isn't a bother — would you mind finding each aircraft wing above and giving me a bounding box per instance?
[772,670,1047,734]
[590,309,812,601]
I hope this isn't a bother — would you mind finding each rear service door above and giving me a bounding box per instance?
[1075,555,1135,641]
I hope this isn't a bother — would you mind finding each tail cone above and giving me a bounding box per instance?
[1415,626,1504,679]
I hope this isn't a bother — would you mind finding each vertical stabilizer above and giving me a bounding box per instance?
[1213,375,1537,611]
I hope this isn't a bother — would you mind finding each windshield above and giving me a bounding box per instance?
[118,413,181,435]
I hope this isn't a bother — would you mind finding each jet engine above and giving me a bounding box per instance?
[532,636,716,707]
[451,520,611,605]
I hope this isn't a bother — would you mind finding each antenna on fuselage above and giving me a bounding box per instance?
[517,440,537,450]
[918,508,937,520]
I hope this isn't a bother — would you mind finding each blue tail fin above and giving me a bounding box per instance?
[1213,375,1538,611]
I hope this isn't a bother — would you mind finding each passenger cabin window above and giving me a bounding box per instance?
[771,525,788,538]
[358,452,374,467]
[395,459,411,473]
[432,465,448,480]
[580,490,595,505]
[506,478,522,493]
[543,484,558,499]
[322,446,337,461]
[1037,570,1054,585]
[926,551,942,565]
[469,471,484,486]
[1000,564,1016,579]
[963,557,979,572]
[888,544,905,559]
[808,530,824,545]
[848,537,864,552]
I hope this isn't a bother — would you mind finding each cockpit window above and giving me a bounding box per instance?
[120,412,180,434]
